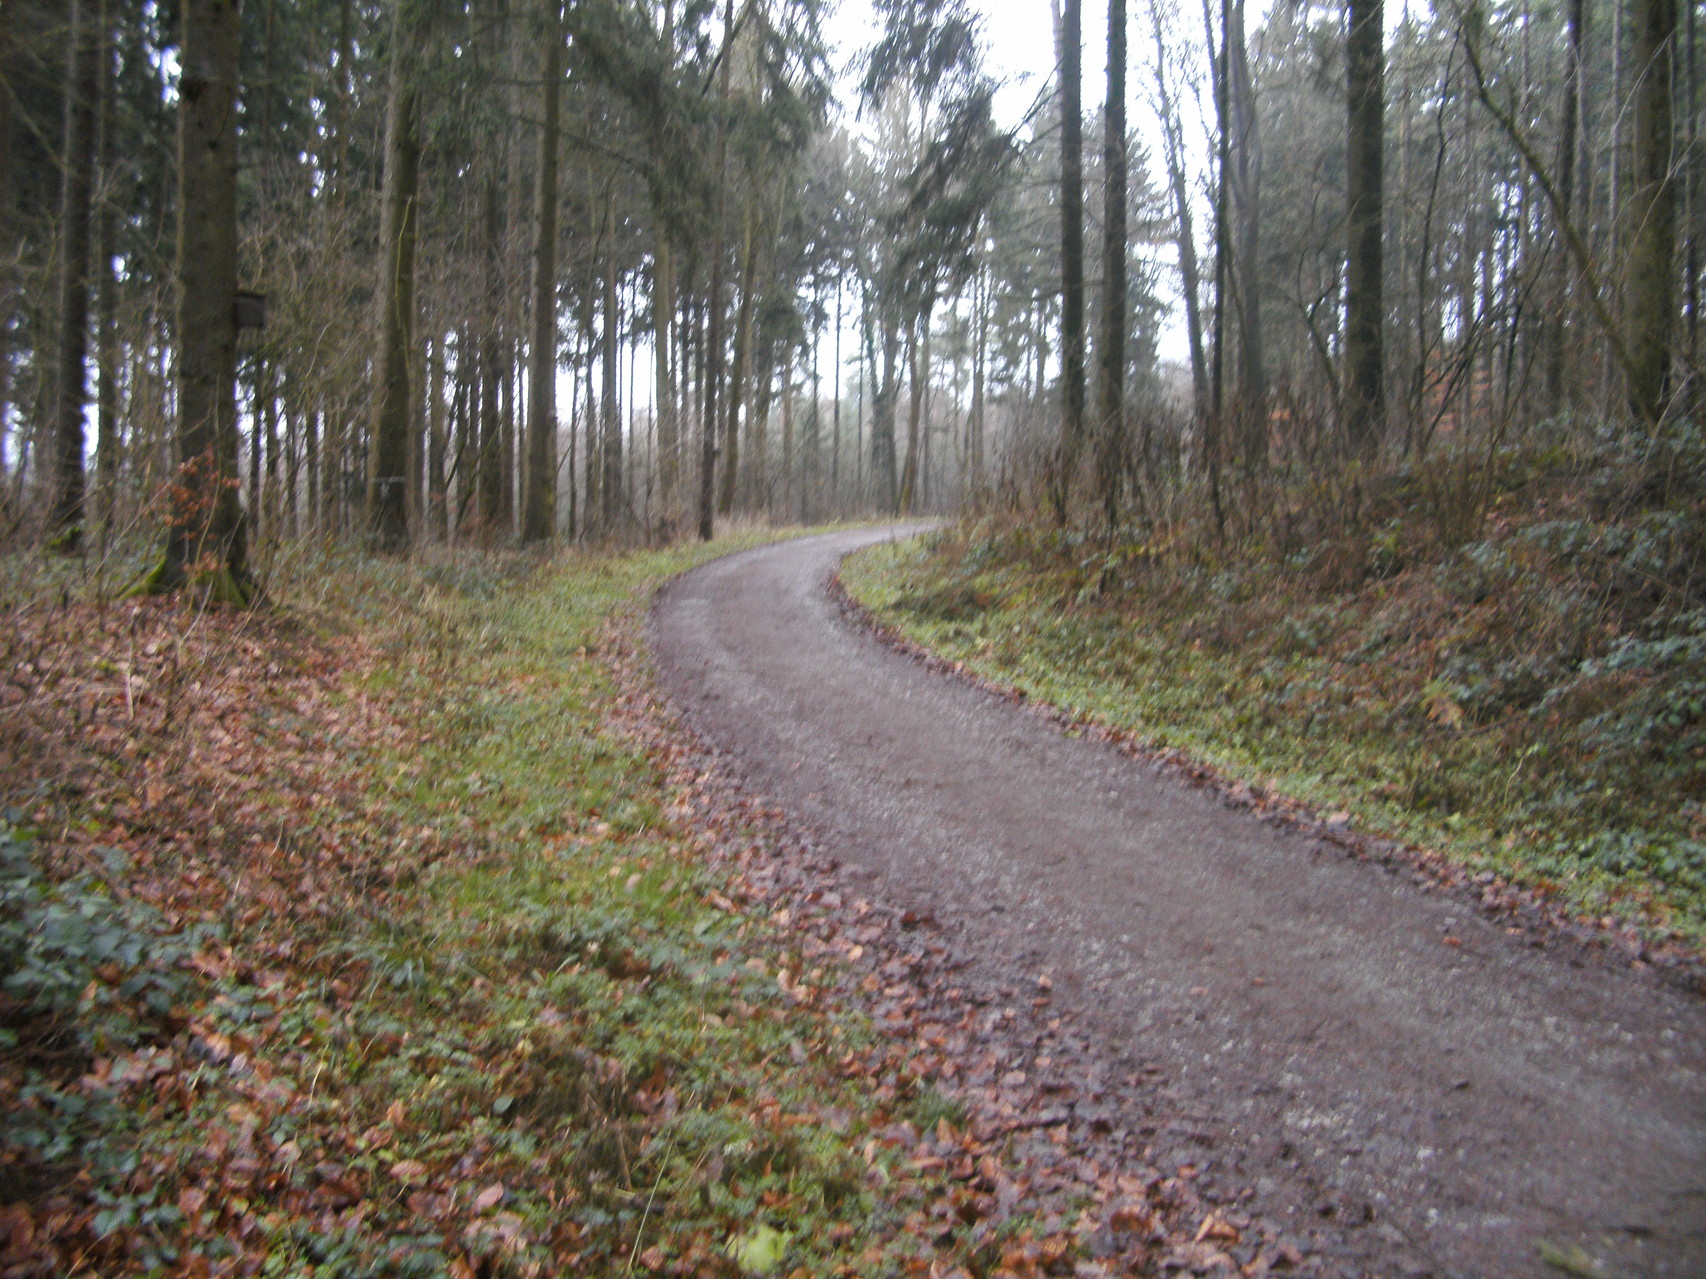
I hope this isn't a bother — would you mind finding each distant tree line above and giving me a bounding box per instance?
[0,0,1697,580]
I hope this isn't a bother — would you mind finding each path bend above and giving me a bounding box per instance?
[650,526,1706,1279]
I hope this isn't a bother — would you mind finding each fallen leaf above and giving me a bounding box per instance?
[390,1159,429,1186]
[1194,1212,1240,1245]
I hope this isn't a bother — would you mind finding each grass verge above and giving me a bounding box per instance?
[840,461,1706,956]
[0,531,1057,1277]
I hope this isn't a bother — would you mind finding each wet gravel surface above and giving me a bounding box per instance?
[650,526,1706,1279]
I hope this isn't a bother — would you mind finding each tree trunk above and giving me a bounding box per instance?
[1095,0,1128,526]
[1228,0,1265,469]
[0,0,16,477]
[1151,3,1208,415]
[698,0,736,540]
[753,353,774,512]
[261,359,279,537]
[781,353,794,515]
[522,13,560,544]
[500,334,516,532]
[48,0,103,549]
[1344,0,1386,450]
[305,409,320,534]
[870,302,900,511]
[1544,0,1584,415]
[900,318,924,514]
[1057,0,1087,513]
[95,0,120,544]
[656,238,678,529]
[366,0,419,553]
[971,266,987,487]
[1624,0,1677,424]
[426,337,446,539]
[601,204,622,529]
[831,285,843,503]
[477,180,505,535]
[152,0,249,599]
[721,210,756,514]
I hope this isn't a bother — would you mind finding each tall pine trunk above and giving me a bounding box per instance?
[0,0,16,479]
[721,211,756,515]
[1624,0,1677,424]
[48,0,102,549]
[1228,0,1265,469]
[698,0,736,540]
[1344,0,1386,451]
[522,6,561,544]
[656,239,678,528]
[601,205,622,528]
[477,181,504,535]
[1151,3,1209,415]
[95,0,120,542]
[151,0,249,599]
[1095,0,1128,527]
[1056,0,1087,515]
[366,0,419,552]
[1545,0,1585,415]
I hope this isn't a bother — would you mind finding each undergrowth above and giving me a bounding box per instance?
[0,530,1024,1277]
[843,431,1706,949]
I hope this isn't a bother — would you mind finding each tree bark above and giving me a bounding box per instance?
[656,239,678,529]
[1227,0,1265,468]
[601,202,622,528]
[48,0,103,549]
[366,0,420,552]
[699,0,736,541]
[721,210,756,514]
[427,336,447,539]
[1150,3,1209,415]
[522,5,561,544]
[1344,0,1386,451]
[0,0,16,476]
[95,0,120,543]
[477,180,505,535]
[1624,0,1677,424]
[1057,0,1087,513]
[1545,0,1584,415]
[1095,0,1128,526]
[900,317,923,514]
[153,0,249,599]
[873,308,900,511]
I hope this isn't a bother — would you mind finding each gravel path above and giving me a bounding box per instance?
[650,526,1706,1279]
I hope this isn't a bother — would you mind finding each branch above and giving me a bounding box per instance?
[1454,5,1642,415]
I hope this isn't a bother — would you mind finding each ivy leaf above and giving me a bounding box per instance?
[727,1224,791,1274]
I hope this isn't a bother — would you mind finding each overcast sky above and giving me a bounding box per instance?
[823,0,1122,130]
[824,0,1198,365]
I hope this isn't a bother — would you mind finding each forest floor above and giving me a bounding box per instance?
[1,530,1237,1278]
[653,526,1706,1279]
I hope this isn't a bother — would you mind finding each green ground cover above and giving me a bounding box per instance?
[842,445,1706,950]
[0,533,1025,1277]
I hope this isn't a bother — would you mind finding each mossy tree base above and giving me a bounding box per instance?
[134,556,259,607]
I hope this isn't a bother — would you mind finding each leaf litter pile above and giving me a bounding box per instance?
[2,540,1313,1277]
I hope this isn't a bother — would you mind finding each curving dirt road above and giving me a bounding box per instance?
[650,526,1706,1279]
